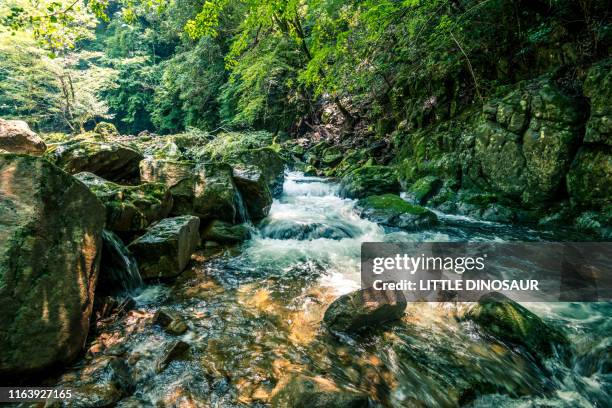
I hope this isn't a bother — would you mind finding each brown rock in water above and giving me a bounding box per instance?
[128,215,200,279]
[156,340,190,373]
[323,287,407,333]
[271,374,368,408]
[0,118,47,155]
[0,154,105,376]
[153,308,189,335]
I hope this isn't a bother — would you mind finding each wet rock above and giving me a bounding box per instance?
[567,147,612,210]
[583,59,611,145]
[231,147,285,196]
[57,356,133,407]
[260,219,360,240]
[0,118,47,155]
[192,162,245,223]
[355,194,438,230]
[0,154,105,376]
[156,340,190,373]
[339,165,400,199]
[202,220,252,245]
[323,287,407,333]
[46,140,144,182]
[271,374,368,408]
[404,176,442,205]
[232,165,273,221]
[467,292,568,358]
[99,230,143,294]
[128,215,200,279]
[573,210,612,239]
[320,146,343,167]
[76,172,173,233]
[153,308,189,335]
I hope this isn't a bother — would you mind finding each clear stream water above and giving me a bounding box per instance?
[50,172,610,407]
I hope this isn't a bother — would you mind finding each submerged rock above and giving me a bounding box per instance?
[128,215,200,279]
[355,194,438,230]
[153,308,188,335]
[202,220,252,245]
[467,292,568,358]
[232,165,273,221]
[0,118,47,155]
[156,340,190,373]
[339,165,400,199]
[323,287,407,333]
[76,172,173,233]
[260,219,360,240]
[0,154,105,375]
[271,374,368,408]
[46,140,144,182]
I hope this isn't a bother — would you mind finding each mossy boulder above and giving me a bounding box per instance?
[567,147,612,210]
[140,159,246,223]
[583,59,611,145]
[231,147,285,196]
[93,122,120,139]
[473,80,585,205]
[271,374,368,408]
[128,215,200,279]
[0,154,105,376]
[404,176,442,205]
[355,194,438,230]
[75,172,172,233]
[201,220,252,245]
[232,165,273,221]
[0,118,47,155]
[467,292,567,358]
[574,209,612,239]
[320,146,344,167]
[339,165,399,199]
[45,140,144,182]
[323,287,407,334]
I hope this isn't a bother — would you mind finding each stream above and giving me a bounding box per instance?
[51,171,610,407]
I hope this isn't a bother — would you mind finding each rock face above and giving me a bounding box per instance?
[271,374,368,408]
[0,118,47,155]
[232,165,273,221]
[46,141,144,182]
[339,165,400,199]
[0,154,105,375]
[473,80,585,205]
[128,215,200,279]
[583,59,611,145]
[567,147,612,209]
[467,292,567,358]
[323,287,407,333]
[140,158,196,216]
[75,172,173,233]
[355,194,438,230]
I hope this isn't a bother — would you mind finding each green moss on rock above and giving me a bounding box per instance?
[355,194,438,230]
[339,165,399,199]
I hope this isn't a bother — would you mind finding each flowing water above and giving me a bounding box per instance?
[50,172,610,407]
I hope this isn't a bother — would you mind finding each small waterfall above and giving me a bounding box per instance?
[100,230,143,294]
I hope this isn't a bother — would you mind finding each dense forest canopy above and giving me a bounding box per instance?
[1,0,609,135]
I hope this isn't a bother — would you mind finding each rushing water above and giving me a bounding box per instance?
[49,172,610,407]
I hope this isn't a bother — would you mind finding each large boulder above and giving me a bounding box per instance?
[201,220,252,245]
[567,146,612,210]
[128,216,200,279]
[0,154,105,375]
[323,287,407,333]
[271,374,368,408]
[583,59,611,145]
[139,158,195,216]
[355,194,438,230]
[230,147,285,196]
[140,159,246,224]
[0,118,46,155]
[467,292,567,358]
[339,165,399,199]
[45,140,144,182]
[473,80,585,205]
[232,165,273,221]
[75,172,173,233]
